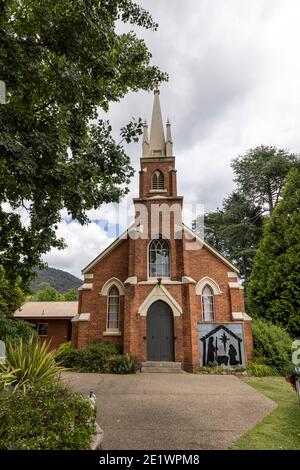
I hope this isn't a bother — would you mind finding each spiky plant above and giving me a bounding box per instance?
[0,335,67,393]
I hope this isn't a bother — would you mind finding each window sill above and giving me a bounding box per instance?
[103,330,121,337]
[149,189,167,193]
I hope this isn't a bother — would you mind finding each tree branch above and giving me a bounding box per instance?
[33,98,55,113]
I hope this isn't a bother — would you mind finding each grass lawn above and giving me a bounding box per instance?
[231,377,300,450]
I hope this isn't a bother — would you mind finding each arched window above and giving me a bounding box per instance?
[152,170,164,190]
[107,286,120,329]
[202,285,215,321]
[149,237,170,277]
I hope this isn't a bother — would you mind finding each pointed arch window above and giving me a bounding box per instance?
[149,237,170,277]
[202,285,215,321]
[107,285,120,330]
[152,170,164,190]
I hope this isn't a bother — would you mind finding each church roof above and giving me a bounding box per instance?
[14,301,78,319]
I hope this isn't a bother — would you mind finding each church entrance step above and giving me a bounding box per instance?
[141,361,183,373]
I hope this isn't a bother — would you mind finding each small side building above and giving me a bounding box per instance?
[14,301,78,349]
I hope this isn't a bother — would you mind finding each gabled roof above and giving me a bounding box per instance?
[14,301,78,319]
[200,324,243,342]
[82,222,239,274]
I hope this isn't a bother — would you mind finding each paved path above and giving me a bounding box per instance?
[63,372,276,450]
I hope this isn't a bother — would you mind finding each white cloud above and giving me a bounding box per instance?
[45,0,300,276]
[43,219,112,278]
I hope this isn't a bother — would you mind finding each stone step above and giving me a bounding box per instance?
[141,367,183,373]
[141,362,183,373]
[141,361,182,368]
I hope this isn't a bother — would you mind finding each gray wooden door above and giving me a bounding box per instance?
[147,300,174,361]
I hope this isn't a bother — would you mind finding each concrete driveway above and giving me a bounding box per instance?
[63,372,276,450]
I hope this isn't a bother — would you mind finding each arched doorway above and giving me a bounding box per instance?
[147,300,174,361]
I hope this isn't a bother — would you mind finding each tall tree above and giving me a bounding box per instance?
[193,145,299,282]
[247,168,300,336]
[232,145,299,215]
[0,265,25,316]
[0,0,167,286]
[194,192,263,281]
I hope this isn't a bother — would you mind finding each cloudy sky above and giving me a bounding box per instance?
[44,0,300,278]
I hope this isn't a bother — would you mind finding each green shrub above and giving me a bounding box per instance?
[59,341,135,374]
[0,335,66,392]
[247,362,279,377]
[252,318,292,374]
[109,355,136,374]
[0,315,37,343]
[0,383,95,450]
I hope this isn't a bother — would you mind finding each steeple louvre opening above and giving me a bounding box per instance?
[152,170,164,190]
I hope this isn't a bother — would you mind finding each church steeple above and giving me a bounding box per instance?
[149,89,166,156]
[138,89,179,200]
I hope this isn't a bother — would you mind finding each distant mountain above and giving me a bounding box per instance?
[30,267,82,293]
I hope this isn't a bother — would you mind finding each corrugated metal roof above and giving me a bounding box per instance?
[14,301,78,319]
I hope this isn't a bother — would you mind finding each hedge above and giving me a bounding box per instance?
[59,341,136,374]
[252,318,292,374]
[0,383,95,450]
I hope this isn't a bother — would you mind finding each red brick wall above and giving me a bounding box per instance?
[75,238,129,348]
[139,157,177,198]
[24,319,71,349]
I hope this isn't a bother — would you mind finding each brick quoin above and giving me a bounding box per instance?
[72,90,253,371]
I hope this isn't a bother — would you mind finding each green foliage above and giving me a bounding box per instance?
[59,341,135,374]
[193,146,299,283]
[0,383,96,450]
[0,266,25,317]
[0,0,167,286]
[28,282,78,301]
[0,335,66,393]
[248,168,300,336]
[195,192,263,281]
[0,315,37,343]
[251,318,292,374]
[247,362,279,377]
[63,288,78,301]
[198,366,246,375]
[232,145,299,215]
[109,355,136,374]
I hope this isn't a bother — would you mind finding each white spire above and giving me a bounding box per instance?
[149,89,165,156]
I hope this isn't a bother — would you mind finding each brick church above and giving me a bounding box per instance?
[72,90,253,372]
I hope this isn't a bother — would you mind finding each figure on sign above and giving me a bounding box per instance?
[207,336,216,363]
[228,344,239,366]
